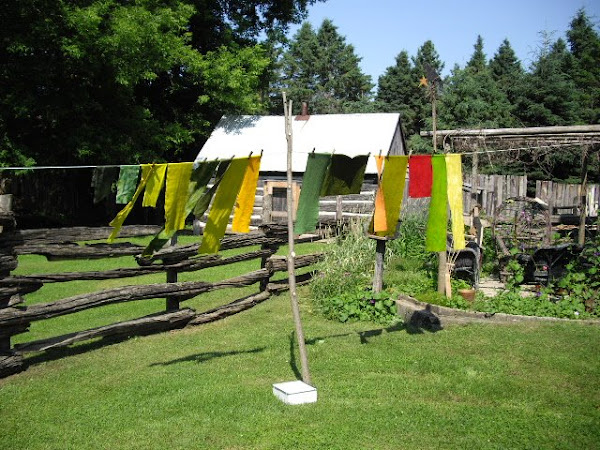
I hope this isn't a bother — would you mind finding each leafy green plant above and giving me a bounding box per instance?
[503,248,525,291]
[318,287,397,324]
[553,226,600,315]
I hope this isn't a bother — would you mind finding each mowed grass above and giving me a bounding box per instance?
[1,237,599,449]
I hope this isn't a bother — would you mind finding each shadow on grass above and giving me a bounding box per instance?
[150,347,266,366]
[23,334,134,368]
[288,319,442,376]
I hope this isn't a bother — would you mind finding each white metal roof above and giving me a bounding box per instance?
[196,113,403,174]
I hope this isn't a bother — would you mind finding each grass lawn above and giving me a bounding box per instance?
[1,239,599,449]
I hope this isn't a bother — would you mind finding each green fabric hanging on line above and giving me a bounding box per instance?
[91,166,118,204]
[425,155,448,252]
[320,154,368,196]
[445,154,466,250]
[115,165,140,204]
[294,153,332,235]
[141,160,221,257]
[164,162,194,234]
[199,158,249,254]
[108,165,156,242]
[375,155,409,237]
[141,163,167,208]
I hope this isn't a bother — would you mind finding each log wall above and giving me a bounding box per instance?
[0,223,323,378]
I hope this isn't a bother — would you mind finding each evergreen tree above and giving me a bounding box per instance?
[515,38,581,126]
[375,51,419,135]
[439,37,514,128]
[412,40,445,134]
[467,35,487,72]
[567,8,600,123]
[489,39,525,107]
[279,19,373,114]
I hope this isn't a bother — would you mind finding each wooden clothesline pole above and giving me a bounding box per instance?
[282,92,312,386]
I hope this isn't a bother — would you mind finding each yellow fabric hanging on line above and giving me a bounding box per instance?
[108,165,155,242]
[164,162,194,234]
[445,154,466,250]
[377,155,408,237]
[373,155,387,233]
[231,155,261,233]
[141,163,167,207]
[199,158,249,254]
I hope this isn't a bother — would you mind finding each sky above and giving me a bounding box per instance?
[288,0,600,82]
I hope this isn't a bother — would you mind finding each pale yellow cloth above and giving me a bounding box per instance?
[164,162,194,234]
[141,163,167,207]
[445,154,466,250]
[231,155,261,233]
[108,165,155,242]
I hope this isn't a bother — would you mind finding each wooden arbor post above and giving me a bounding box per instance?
[429,79,449,297]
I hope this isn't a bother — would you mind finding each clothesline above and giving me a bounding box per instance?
[0,141,596,171]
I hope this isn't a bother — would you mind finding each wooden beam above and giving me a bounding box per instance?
[0,269,270,327]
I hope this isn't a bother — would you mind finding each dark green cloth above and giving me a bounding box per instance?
[115,165,140,204]
[91,166,119,204]
[294,153,332,235]
[425,155,448,252]
[320,154,368,196]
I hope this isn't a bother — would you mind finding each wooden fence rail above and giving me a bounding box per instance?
[0,223,323,378]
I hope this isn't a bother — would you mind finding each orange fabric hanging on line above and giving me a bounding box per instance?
[373,155,388,233]
[377,155,408,237]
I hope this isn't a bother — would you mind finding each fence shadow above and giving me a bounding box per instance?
[150,347,266,367]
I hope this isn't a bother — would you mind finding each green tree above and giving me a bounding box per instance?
[279,19,374,113]
[375,51,419,134]
[0,0,319,166]
[515,37,581,126]
[467,35,487,72]
[489,38,526,108]
[566,8,600,123]
[412,40,445,134]
[439,37,514,129]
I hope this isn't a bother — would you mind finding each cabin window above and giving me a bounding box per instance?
[264,181,300,223]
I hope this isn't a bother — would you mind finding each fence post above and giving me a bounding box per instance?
[165,233,179,311]
[0,194,25,377]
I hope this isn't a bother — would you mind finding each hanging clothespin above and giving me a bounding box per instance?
[249,151,253,157]
[260,149,264,157]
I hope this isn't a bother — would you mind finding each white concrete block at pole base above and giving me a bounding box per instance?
[272,380,317,405]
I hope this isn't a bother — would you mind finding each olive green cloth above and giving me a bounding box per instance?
[141,160,221,257]
[320,154,368,196]
[425,155,448,252]
[294,153,332,235]
[374,156,409,237]
[115,165,140,204]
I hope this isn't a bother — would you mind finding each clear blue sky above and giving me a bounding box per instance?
[289,0,600,82]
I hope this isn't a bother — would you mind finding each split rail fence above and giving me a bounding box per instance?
[0,219,323,378]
